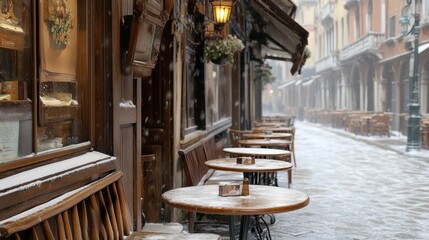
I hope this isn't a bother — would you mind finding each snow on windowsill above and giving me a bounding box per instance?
[0,176,99,225]
[0,151,114,192]
[120,99,136,109]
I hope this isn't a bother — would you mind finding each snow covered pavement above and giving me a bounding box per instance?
[271,121,429,239]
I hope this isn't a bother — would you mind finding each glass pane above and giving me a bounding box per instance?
[0,0,34,163]
[205,62,231,127]
[185,47,195,128]
[205,63,219,126]
[37,0,88,152]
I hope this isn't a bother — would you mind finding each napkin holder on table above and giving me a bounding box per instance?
[218,182,241,197]
[236,156,255,165]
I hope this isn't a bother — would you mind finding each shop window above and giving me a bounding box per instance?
[0,0,90,168]
[355,7,360,39]
[205,63,231,128]
[0,1,34,163]
[183,46,197,133]
[389,16,396,38]
[37,0,89,152]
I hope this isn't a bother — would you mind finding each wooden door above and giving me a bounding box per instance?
[141,19,174,223]
[112,0,143,230]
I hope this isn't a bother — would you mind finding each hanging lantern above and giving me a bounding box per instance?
[210,0,234,26]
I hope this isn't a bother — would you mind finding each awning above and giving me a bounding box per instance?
[302,78,314,86]
[265,42,292,61]
[419,42,429,54]
[278,80,296,89]
[250,0,309,75]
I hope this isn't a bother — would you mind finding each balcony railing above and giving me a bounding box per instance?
[340,33,385,61]
[315,53,338,73]
[320,0,335,24]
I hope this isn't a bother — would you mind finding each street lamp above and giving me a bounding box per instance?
[210,0,234,26]
[405,0,422,151]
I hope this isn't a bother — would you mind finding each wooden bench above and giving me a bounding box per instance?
[179,135,242,188]
[0,171,220,240]
[0,170,220,240]
[179,135,241,236]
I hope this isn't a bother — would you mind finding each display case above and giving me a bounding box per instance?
[0,1,33,163]
[36,0,84,152]
[38,73,78,125]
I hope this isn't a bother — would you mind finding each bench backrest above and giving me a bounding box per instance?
[0,171,132,240]
[179,135,226,187]
[203,137,224,160]
[178,144,209,187]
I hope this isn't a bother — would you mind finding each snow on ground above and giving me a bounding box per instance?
[196,121,429,239]
[271,121,429,239]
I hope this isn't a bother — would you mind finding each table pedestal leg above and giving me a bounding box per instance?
[229,216,235,240]
[239,215,250,240]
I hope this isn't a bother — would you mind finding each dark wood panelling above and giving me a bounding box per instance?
[141,18,174,223]
[92,0,113,155]
[113,0,142,230]
[120,125,135,225]
[142,145,163,222]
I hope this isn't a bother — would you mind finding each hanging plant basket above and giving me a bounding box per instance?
[204,35,245,64]
[211,55,228,65]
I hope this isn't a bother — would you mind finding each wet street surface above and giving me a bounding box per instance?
[270,122,429,239]
[196,121,429,239]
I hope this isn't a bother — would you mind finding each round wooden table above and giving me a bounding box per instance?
[205,157,292,187]
[223,148,292,188]
[242,132,292,139]
[253,122,288,128]
[238,139,291,148]
[251,127,297,167]
[205,158,292,173]
[252,127,295,133]
[162,185,309,240]
[223,147,289,157]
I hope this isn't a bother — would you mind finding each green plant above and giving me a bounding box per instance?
[254,62,275,86]
[304,47,311,59]
[204,34,245,64]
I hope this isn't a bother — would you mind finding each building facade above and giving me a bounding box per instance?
[284,0,429,135]
[0,0,308,233]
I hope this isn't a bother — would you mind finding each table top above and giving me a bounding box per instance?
[223,147,289,156]
[254,122,288,127]
[243,132,292,139]
[162,185,309,216]
[239,139,291,147]
[252,127,294,133]
[205,158,292,172]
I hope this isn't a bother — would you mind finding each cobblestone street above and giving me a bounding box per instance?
[270,122,429,239]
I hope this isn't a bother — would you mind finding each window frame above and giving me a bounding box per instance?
[0,0,94,175]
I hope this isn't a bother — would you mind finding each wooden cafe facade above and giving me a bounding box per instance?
[0,0,308,234]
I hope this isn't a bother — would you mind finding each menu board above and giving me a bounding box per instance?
[0,121,19,162]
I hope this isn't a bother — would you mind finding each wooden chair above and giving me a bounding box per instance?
[228,128,252,147]
[370,114,391,137]
[251,128,297,168]
[348,115,362,135]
